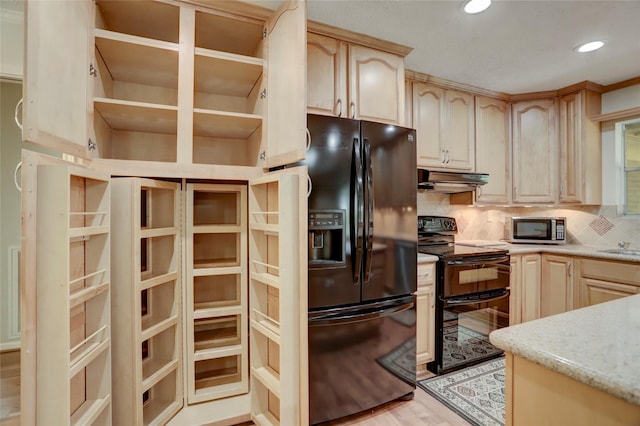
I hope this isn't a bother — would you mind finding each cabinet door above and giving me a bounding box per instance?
[475,96,511,203]
[443,90,474,170]
[413,83,445,168]
[521,254,541,323]
[577,278,640,308]
[265,0,307,169]
[348,44,405,125]
[509,255,522,325]
[249,166,307,425]
[512,99,557,203]
[416,262,435,369]
[540,255,573,317]
[307,33,347,117]
[23,0,93,158]
[558,90,602,204]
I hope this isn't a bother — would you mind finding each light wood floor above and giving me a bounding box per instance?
[0,349,469,426]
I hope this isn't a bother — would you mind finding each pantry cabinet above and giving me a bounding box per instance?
[511,98,557,204]
[306,32,406,125]
[21,1,308,425]
[35,165,112,426]
[110,178,183,425]
[540,255,573,317]
[558,89,602,204]
[416,260,435,374]
[474,96,511,203]
[185,184,248,404]
[412,82,474,171]
[23,0,306,170]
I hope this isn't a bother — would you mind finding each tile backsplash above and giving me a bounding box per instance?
[418,192,640,249]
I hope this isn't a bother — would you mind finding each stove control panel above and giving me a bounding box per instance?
[418,216,458,234]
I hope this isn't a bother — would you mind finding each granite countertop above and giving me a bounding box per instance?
[458,241,640,263]
[417,252,438,262]
[490,294,640,406]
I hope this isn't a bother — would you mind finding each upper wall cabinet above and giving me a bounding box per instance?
[558,89,602,204]
[511,98,558,204]
[412,82,474,171]
[475,96,511,203]
[23,0,306,170]
[307,33,406,125]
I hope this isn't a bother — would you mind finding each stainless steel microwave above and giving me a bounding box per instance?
[509,217,566,244]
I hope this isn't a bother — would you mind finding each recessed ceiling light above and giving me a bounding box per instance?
[577,41,604,53]
[464,0,492,14]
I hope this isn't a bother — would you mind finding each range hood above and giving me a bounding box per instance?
[417,169,489,193]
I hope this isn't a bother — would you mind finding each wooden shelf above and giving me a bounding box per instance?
[195,10,264,57]
[140,271,178,291]
[96,1,180,44]
[95,29,179,90]
[70,396,111,426]
[141,315,178,342]
[94,98,178,134]
[193,224,243,234]
[142,359,179,393]
[251,366,281,399]
[193,109,262,139]
[193,258,239,269]
[69,282,109,309]
[68,225,109,240]
[251,411,279,426]
[195,48,263,98]
[140,226,178,239]
[193,304,242,319]
[251,318,280,345]
[69,326,110,378]
[250,223,279,234]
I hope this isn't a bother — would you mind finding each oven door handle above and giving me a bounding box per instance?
[447,255,510,265]
[443,288,510,306]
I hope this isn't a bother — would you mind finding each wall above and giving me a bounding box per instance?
[0,2,24,79]
[418,84,640,249]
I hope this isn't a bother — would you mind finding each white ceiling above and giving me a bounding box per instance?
[257,0,640,94]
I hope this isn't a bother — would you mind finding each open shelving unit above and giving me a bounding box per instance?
[185,183,248,404]
[92,1,266,166]
[248,172,305,426]
[36,165,112,425]
[110,178,182,425]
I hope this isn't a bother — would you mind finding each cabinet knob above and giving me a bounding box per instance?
[350,101,356,119]
[336,99,343,117]
[14,98,23,132]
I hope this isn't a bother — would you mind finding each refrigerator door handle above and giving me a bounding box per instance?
[363,138,374,283]
[353,137,364,284]
[309,301,414,327]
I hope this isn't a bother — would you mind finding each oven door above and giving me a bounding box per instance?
[443,253,510,297]
[437,288,509,373]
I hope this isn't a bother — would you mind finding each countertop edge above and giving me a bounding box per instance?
[490,296,640,407]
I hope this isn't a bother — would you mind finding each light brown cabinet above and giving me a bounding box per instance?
[511,98,558,203]
[35,165,112,425]
[540,255,573,318]
[509,254,541,325]
[21,1,308,425]
[110,178,183,425]
[24,0,306,171]
[412,82,474,170]
[575,258,640,309]
[558,89,602,204]
[475,96,511,203]
[307,34,405,125]
[416,261,435,374]
[185,184,248,404]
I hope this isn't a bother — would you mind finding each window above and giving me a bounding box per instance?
[623,119,640,215]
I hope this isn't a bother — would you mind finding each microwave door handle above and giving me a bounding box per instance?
[352,137,364,284]
[363,138,374,283]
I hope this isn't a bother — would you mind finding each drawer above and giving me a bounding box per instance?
[417,262,435,287]
[579,258,640,286]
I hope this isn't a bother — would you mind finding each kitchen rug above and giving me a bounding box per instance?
[417,357,505,426]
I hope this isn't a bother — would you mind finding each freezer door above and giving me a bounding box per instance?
[305,114,362,309]
[361,121,417,302]
[308,296,416,424]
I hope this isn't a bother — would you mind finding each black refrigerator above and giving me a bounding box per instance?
[304,114,417,424]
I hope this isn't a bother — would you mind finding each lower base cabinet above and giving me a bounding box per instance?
[416,261,435,374]
[505,353,640,426]
[540,255,573,318]
[575,258,640,308]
